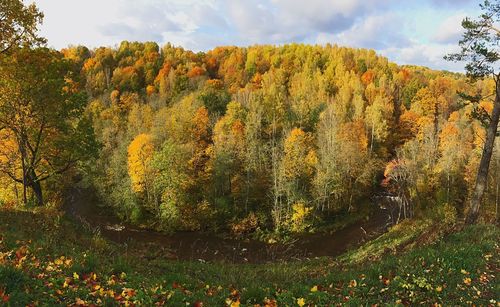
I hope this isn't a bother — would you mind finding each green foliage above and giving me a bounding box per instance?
[75,41,500,233]
[0,47,98,206]
[198,85,231,116]
[0,0,45,53]
[0,207,498,306]
[0,266,27,293]
[1,36,497,233]
[151,140,187,231]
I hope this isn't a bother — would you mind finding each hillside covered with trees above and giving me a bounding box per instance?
[2,40,498,234]
[0,0,499,305]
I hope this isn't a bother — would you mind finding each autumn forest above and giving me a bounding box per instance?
[0,0,499,305]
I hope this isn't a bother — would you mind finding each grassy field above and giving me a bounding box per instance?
[0,207,498,306]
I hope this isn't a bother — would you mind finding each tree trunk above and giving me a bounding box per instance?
[28,168,43,206]
[466,78,500,224]
[21,156,27,205]
[18,137,28,205]
[31,180,43,206]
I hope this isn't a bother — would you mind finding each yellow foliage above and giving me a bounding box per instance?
[82,58,96,72]
[110,89,120,103]
[479,100,493,115]
[146,85,156,96]
[283,128,316,179]
[290,202,312,232]
[448,111,460,122]
[127,134,154,193]
[0,130,21,206]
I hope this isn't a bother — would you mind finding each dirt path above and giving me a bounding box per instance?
[65,189,391,263]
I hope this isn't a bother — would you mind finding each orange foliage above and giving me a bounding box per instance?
[398,110,420,141]
[110,90,120,103]
[251,72,263,89]
[479,100,493,115]
[187,66,205,78]
[154,62,172,84]
[206,79,224,89]
[191,106,211,148]
[231,120,245,138]
[146,85,156,96]
[82,58,96,72]
[339,120,369,151]
[361,70,375,85]
[399,68,411,82]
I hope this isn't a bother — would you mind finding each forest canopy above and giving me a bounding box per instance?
[1,39,496,233]
[0,0,499,233]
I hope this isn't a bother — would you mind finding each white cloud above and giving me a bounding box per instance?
[429,0,475,7]
[317,12,410,50]
[433,13,466,44]
[32,0,480,71]
[223,0,395,44]
[381,43,463,71]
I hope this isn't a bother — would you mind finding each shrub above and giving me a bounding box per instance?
[290,202,313,233]
[231,212,259,237]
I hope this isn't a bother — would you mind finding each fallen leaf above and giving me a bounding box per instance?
[463,277,472,286]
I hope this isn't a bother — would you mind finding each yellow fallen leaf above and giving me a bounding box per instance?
[463,277,472,286]
[297,297,306,307]
[107,278,116,286]
[436,286,443,292]
[73,272,80,280]
[310,285,318,292]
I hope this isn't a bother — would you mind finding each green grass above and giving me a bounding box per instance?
[0,208,498,306]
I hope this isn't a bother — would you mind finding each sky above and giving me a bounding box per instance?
[32,0,481,72]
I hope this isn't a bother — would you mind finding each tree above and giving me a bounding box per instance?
[209,101,247,214]
[365,95,392,155]
[0,47,96,205]
[127,133,155,196]
[0,0,45,53]
[151,140,187,231]
[438,111,473,208]
[279,128,317,230]
[446,0,500,224]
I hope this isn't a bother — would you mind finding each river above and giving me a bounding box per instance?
[65,189,391,263]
